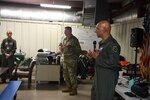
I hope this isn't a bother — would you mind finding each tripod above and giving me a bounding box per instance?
[133,46,138,77]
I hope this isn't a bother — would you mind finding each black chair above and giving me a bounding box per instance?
[12,60,36,88]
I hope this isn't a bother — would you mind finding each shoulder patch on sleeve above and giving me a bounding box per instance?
[112,46,118,53]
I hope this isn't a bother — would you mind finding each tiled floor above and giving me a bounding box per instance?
[0,78,93,100]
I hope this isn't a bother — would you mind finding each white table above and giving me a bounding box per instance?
[116,85,141,100]
[35,64,60,86]
[116,77,149,100]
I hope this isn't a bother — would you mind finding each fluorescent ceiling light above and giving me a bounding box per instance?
[40,4,71,9]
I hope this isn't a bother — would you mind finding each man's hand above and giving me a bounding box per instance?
[59,43,64,52]
[87,49,100,60]
[86,50,93,60]
[92,50,100,59]
[5,53,11,59]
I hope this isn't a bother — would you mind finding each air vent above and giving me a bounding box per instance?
[83,8,95,26]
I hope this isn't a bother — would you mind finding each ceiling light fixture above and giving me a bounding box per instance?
[40,4,71,9]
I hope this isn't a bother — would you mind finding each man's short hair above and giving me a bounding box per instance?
[65,26,72,32]
[7,31,12,34]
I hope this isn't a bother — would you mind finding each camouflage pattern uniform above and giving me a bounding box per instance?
[1,38,17,81]
[63,35,81,89]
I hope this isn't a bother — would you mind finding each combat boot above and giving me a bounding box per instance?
[69,88,77,96]
[62,88,72,93]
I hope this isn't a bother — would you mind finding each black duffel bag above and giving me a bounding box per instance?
[131,83,149,98]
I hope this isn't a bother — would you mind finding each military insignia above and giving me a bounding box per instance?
[5,42,8,45]
[10,42,13,45]
[112,46,118,53]
[99,47,103,52]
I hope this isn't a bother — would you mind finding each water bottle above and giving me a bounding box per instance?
[128,78,134,92]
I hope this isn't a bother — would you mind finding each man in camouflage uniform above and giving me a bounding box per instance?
[1,31,17,83]
[60,26,81,96]
[88,20,121,100]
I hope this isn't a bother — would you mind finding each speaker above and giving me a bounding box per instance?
[130,28,144,47]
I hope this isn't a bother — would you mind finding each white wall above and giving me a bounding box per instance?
[0,19,97,58]
[72,26,99,51]
[111,18,143,63]
[0,19,62,58]
[0,18,144,64]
